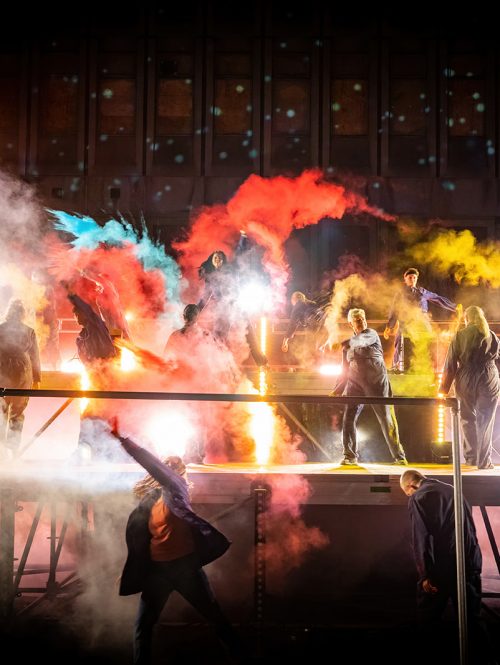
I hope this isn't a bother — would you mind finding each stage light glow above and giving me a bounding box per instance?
[318,363,342,376]
[120,347,136,372]
[146,411,196,459]
[124,310,135,321]
[249,401,275,465]
[237,281,272,314]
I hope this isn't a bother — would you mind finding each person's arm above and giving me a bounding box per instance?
[420,287,456,313]
[439,336,458,395]
[384,294,400,338]
[409,496,435,587]
[330,344,349,396]
[117,433,190,505]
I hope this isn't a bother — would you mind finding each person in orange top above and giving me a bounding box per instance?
[111,420,247,664]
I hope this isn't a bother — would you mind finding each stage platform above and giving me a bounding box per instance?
[1,460,499,506]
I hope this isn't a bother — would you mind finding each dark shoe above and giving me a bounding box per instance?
[340,457,358,466]
[393,458,409,466]
[478,463,495,470]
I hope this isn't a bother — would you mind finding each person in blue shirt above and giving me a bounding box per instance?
[330,308,408,466]
[383,268,457,372]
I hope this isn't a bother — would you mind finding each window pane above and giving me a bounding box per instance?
[273,80,309,133]
[214,79,252,134]
[390,79,427,135]
[332,79,368,135]
[448,79,485,136]
[99,79,135,135]
[40,76,78,134]
[157,79,193,134]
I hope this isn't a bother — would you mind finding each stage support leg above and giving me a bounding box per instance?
[0,489,16,622]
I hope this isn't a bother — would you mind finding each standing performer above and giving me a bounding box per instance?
[330,308,408,466]
[65,285,117,461]
[384,268,457,372]
[110,420,247,665]
[439,305,499,469]
[198,249,267,367]
[0,299,41,460]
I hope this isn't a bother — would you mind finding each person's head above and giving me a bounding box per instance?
[400,469,425,497]
[5,299,26,323]
[183,304,200,325]
[347,308,367,334]
[464,305,490,338]
[211,251,226,270]
[403,268,419,287]
[291,291,307,307]
[133,454,188,498]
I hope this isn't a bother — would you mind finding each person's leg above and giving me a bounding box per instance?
[0,397,10,460]
[372,403,407,462]
[6,395,29,455]
[457,393,479,465]
[173,559,245,660]
[134,567,174,665]
[475,390,498,469]
[342,404,363,461]
[245,318,268,367]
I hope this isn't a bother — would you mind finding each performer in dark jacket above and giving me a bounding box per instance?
[440,305,499,469]
[399,470,492,659]
[0,299,41,459]
[112,423,245,665]
[198,249,267,367]
[384,268,457,371]
[281,291,327,353]
[331,308,407,466]
[68,292,116,364]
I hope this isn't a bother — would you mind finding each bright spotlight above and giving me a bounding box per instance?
[318,364,343,376]
[237,281,272,314]
[145,411,197,459]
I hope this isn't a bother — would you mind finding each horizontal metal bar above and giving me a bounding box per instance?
[0,388,458,408]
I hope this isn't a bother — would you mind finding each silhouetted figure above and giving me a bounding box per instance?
[384,268,456,371]
[331,308,407,466]
[111,422,247,664]
[400,469,494,663]
[0,299,41,459]
[440,305,499,469]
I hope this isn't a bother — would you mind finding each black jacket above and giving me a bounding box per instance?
[408,478,482,584]
[119,437,231,596]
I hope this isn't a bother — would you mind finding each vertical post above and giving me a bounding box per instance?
[47,501,58,597]
[451,401,468,665]
[253,483,269,659]
[0,489,16,621]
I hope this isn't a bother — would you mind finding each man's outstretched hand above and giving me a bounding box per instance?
[109,416,120,438]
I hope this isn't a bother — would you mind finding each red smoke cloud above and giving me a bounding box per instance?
[260,475,329,584]
[173,169,395,302]
[46,237,167,319]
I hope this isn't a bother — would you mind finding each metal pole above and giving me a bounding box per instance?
[16,398,74,458]
[451,403,468,665]
[0,489,16,622]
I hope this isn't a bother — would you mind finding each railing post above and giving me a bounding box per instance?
[0,488,16,622]
[451,400,468,665]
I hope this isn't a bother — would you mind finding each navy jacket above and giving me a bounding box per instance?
[387,285,456,329]
[408,478,482,584]
[118,436,231,596]
[441,324,500,397]
[333,328,390,397]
